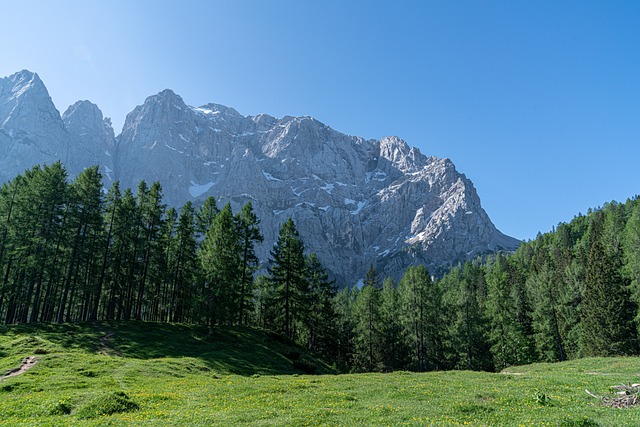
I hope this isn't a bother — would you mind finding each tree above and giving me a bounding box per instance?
[581,211,638,356]
[196,196,219,240]
[199,203,241,326]
[528,264,567,362]
[441,262,492,371]
[379,277,406,371]
[169,201,198,323]
[334,286,356,370]
[398,265,443,371]
[134,181,165,320]
[61,166,105,322]
[234,202,263,325]
[353,265,383,371]
[268,218,307,339]
[303,253,337,357]
[484,254,534,369]
[364,263,381,290]
[623,200,640,329]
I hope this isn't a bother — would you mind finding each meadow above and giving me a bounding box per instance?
[0,322,638,426]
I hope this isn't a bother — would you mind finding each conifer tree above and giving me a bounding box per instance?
[379,276,406,371]
[398,265,443,371]
[353,265,383,371]
[528,264,567,361]
[334,286,356,370]
[91,181,121,321]
[484,254,534,369]
[62,166,105,322]
[304,253,337,356]
[135,181,165,320]
[234,202,263,325]
[442,262,492,370]
[156,207,177,322]
[623,200,640,328]
[581,211,638,356]
[169,201,198,323]
[196,196,219,240]
[199,203,241,326]
[268,218,307,339]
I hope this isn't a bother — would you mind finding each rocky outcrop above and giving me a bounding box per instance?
[0,70,70,183]
[0,69,521,285]
[63,100,117,183]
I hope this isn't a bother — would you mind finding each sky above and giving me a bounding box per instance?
[1,0,639,241]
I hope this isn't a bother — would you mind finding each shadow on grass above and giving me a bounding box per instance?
[0,321,334,376]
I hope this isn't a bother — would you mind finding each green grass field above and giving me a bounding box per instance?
[1,322,638,426]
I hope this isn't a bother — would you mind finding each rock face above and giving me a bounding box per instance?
[63,100,117,183]
[0,70,521,284]
[0,70,70,183]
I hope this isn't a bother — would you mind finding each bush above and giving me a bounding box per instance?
[50,397,73,415]
[76,391,139,419]
[559,418,601,427]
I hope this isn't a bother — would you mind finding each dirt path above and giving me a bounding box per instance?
[1,356,39,380]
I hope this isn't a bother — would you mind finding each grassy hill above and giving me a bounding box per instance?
[1,322,639,426]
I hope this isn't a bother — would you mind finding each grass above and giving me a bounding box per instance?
[1,322,640,426]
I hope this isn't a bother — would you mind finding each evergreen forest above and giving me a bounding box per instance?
[1,162,639,373]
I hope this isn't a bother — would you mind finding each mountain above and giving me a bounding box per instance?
[0,70,71,183]
[0,70,520,284]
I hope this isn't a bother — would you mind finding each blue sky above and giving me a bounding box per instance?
[1,1,639,241]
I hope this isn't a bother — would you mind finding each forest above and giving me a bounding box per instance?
[0,162,639,373]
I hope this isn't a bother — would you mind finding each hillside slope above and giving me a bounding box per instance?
[0,321,334,377]
[1,323,638,426]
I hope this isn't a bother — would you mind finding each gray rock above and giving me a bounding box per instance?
[62,100,117,183]
[0,69,521,285]
[0,70,70,182]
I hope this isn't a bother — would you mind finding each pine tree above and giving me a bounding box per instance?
[398,265,442,371]
[623,200,640,329]
[134,181,165,320]
[62,166,105,322]
[364,263,381,290]
[304,253,337,357]
[379,277,406,371]
[91,181,121,321]
[268,218,307,339]
[199,203,241,326]
[334,286,356,370]
[196,196,219,240]
[353,265,383,371]
[484,254,534,369]
[581,211,638,356]
[169,201,198,323]
[234,202,263,325]
[528,264,567,362]
[156,207,177,322]
[442,262,492,371]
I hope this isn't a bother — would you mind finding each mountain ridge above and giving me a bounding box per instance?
[0,69,520,284]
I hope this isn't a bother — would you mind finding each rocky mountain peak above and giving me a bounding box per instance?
[0,70,70,184]
[0,69,521,284]
[63,100,113,136]
[62,100,116,181]
[0,70,61,130]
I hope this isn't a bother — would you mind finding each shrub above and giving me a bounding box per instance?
[50,397,73,415]
[76,391,139,419]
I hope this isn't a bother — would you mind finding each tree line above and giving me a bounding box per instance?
[1,162,639,373]
[320,197,640,372]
